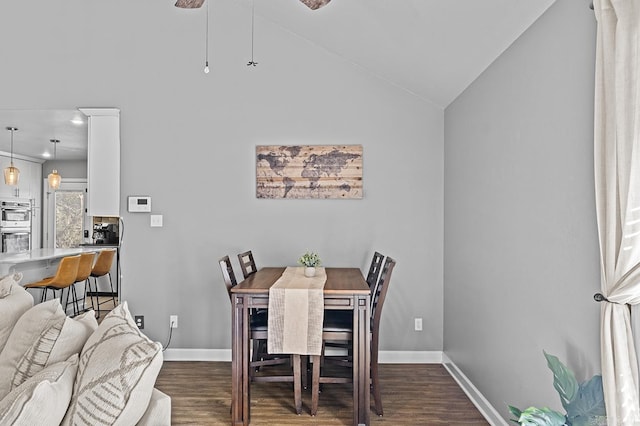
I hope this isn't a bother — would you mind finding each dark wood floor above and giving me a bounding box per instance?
[155,361,489,425]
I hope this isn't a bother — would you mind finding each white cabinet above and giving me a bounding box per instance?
[80,108,120,217]
[0,156,41,201]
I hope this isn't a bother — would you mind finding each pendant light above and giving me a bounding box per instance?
[48,139,61,190]
[247,0,258,67]
[4,127,19,186]
[203,0,210,73]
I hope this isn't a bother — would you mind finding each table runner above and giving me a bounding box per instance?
[267,267,326,355]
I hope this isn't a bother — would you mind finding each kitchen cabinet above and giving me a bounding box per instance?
[80,108,120,217]
[0,156,41,201]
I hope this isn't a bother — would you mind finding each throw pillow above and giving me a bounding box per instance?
[0,277,32,355]
[62,302,163,426]
[0,272,22,298]
[0,354,78,426]
[0,299,98,399]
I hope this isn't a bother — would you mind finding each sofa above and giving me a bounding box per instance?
[0,273,171,425]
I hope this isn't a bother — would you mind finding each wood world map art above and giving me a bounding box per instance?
[256,145,363,199]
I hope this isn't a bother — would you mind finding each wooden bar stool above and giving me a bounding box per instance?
[86,249,117,318]
[24,254,82,314]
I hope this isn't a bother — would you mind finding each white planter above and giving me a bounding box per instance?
[304,267,316,277]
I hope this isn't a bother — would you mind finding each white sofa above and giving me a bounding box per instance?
[0,274,171,425]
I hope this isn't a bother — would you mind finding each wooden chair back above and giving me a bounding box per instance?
[366,251,385,290]
[219,255,237,300]
[238,250,257,279]
[91,249,116,277]
[371,257,396,333]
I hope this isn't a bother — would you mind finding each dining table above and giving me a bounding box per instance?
[230,266,371,426]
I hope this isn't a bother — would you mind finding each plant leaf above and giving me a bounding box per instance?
[565,375,606,425]
[518,406,567,426]
[509,405,524,423]
[544,351,578,410]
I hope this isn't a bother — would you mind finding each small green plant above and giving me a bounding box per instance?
[508,351,606,426]
[298,251,321,267]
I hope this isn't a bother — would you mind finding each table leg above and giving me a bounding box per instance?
[354,295,370,426]
[231,295,248,425]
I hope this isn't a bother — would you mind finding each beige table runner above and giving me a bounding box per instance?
[267,267,326,356]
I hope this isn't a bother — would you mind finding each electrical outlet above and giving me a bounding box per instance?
[135,315,144,329]
[414,318,423,331]
[170,315,178,329]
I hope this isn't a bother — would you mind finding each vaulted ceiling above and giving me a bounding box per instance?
[0,0,558,159]
[253,0,557,107]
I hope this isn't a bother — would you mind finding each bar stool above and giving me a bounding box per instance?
[24,254,81,314]
[72,252,96,314]
[86,249,116,318]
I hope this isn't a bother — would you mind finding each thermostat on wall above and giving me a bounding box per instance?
[128,196,151,212]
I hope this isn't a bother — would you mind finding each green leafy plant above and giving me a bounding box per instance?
[298,251,321,267]
[509,351,606,426]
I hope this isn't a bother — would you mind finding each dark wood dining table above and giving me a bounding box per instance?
[230,267,371,426]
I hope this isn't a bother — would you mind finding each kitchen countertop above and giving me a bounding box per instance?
[0,247,110,265]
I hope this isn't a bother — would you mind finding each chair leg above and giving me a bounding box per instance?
[107,272,116,308]
[372,341,383,416]
[60,288,69,314]
[293,354,302,415]
[311,354,320,416]
[92,277,101,318]
[71,284,80,316]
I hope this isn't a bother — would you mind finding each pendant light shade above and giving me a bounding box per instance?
[48,139,62,190]
[48,170,61,190]
[4,127,19,186]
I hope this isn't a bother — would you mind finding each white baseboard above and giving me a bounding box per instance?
[442,354,507,426]
[163,348,231,361]
[163,349,441,363]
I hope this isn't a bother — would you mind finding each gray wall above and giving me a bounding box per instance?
[444,0,599,421]
[43,160,87,179]
[0,0,444,353]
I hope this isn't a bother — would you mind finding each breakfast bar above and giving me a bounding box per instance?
[0,247,110,285]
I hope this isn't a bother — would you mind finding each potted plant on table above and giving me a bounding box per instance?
[298,251,321,277]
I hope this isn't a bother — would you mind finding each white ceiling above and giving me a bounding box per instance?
[254,0,557,107]
[0,0,558,160]
[0,110,87,162]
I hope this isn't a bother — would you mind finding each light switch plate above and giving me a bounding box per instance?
[150,214,163,227]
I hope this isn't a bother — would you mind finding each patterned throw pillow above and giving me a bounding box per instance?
[0,276,32,355]
[62,302,163,426]
[0,300,98,399]
[0,354,78,426]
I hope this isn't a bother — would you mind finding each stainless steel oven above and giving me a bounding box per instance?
[1,229,30,253]
[0,199,31,253]
[0,199,31,228]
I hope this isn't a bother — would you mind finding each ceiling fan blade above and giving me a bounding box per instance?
[175,0,205,9]
[299,0,332,11]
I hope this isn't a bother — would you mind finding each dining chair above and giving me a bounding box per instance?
[323,252,385,369]
[87,249,117,318]
[366,251,385,290]
[219,255,304,414]
[238,250,257,279]
[310,256,397,416]
[24,254,82,314]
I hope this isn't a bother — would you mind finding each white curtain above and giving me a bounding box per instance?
[594,0,640,424]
